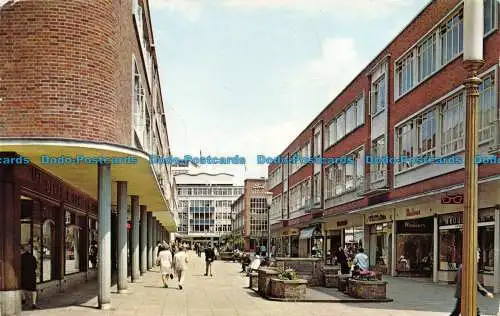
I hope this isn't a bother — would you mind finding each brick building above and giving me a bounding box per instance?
[0,0,178,314]
[267,0,500,292]
[231,179,272,252]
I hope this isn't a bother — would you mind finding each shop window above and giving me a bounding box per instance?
[478,226,494,273]
[438,229,462,271]
[42,219,55,282]
[65,211,81,275]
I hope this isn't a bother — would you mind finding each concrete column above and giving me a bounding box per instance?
[152,217,157,260]
[140,205,147,274]
[0,163,21,316]
[391,219,397,277]
[97,163,112,310]
[494,207,500,294]
[147,212,153,270]
[117,182,128,293]
[131,196,140,282]
[433,215,439,283]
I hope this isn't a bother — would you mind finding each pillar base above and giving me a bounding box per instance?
[0,290,21,316]
[117,289,130,294]
[98,303,112,310]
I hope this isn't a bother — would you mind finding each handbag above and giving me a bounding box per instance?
[170,273,174,279]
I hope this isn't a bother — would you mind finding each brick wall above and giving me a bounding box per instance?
[0,0,154,146]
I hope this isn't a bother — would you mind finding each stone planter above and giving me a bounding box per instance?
[249,272,258,289]
[347,279,388,299]
[257,268,279,297]
[269,278,307,299]
[219,252,234,261]
[324,274,339,288]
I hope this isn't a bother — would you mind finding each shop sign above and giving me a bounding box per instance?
[439,209,495,227]
[365,210,393,225]
[336,220,348,227]
[441,194,463,204]
[406,208,420,217]
[397,217,433,234]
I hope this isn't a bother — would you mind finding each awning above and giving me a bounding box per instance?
[299,226,316,240]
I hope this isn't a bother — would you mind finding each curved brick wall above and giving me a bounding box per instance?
[0,0,123,144]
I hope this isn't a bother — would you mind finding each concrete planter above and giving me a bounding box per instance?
[324,274,339,288]
[249,272,259,289]
[257,268,279,297]
[219,252,234,261]
[347,279,388,299]
[269,278,307,300]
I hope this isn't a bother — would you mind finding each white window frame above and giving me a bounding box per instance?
[371,75,386,116]
[371,137,386,183]
[478,71,497,143]
[440,92,465,156]
[394,2,497,101]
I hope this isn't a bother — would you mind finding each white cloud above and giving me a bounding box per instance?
[292,37,367,105]
[223,0,414,17]
[149,0,202,21]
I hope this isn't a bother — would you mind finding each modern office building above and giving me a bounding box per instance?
[174,164,243,244]
[0,0,178,314]
[231,179,272,252]
[267,0,500,292]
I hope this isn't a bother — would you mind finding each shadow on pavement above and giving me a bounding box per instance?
[35,281,101,310]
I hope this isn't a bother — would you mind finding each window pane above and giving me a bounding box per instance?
[357,97,364,126]
[336,113,345,140]
[346,105,356,133]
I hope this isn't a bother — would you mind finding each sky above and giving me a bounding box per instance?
[149,0,429,184]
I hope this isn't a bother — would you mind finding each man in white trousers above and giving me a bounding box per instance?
[173,244,188,290]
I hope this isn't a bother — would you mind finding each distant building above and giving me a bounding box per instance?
[174,165,243,244]
[231,179,272,251]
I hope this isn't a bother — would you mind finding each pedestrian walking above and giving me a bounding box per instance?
[450,250,494,316]
[156,244,173,288]
[172,245,188,290]
[21,243,38,309]
[89,240,98,268]
[156,240,163,257]
[204,244,215,277]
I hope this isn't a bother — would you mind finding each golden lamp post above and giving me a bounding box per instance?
[462,0,484,315]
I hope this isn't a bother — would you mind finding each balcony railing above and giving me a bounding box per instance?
[357,170,389,196]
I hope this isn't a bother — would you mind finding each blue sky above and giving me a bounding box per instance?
[149,0,429,184]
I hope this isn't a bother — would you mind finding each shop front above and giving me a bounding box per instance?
[298,225,323,258]
[395,216,434,277]
[364,209,394,274]
[438,208,496,287]
[324,214,363,265]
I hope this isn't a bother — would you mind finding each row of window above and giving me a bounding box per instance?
[325,96,365,147]
[177,187,243,196]
[396,0,496,98]
[289,179,311,213]
[395,71,496,172]
[324,148,365,199]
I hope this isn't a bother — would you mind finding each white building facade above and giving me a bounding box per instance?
[174,167,243,241]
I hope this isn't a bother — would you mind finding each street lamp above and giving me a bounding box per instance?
[462,1,484,315]
[266,192,272,258]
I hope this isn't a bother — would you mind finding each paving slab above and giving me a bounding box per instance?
[20,251,500,316]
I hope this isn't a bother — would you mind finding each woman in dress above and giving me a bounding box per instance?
[156,244,173,288]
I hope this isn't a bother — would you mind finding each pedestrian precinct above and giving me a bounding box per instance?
[156,244,173,288]
[21,243,38,309]
[204,243,215,277]
[173,244,188,290]
[450,249,494,316]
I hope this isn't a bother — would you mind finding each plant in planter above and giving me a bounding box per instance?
[277,268,299,280]
[270,268,307,299]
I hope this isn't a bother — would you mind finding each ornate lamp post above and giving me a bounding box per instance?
[462,1,484,315]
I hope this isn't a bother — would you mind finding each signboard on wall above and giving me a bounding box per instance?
[396,217,433,234]
[395,207,434,221]
[439,208,495,227]
[365,209,393,225]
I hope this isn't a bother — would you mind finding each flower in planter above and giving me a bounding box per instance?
[277,268,299,280]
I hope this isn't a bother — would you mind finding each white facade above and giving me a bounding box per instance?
[174,171,243,239]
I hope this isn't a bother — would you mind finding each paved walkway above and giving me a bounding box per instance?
[22,251,500,316]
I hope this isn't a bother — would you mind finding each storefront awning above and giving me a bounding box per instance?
[299,226,316,240]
